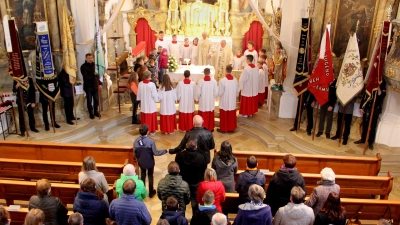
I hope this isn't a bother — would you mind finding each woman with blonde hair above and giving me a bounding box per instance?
[196,168,226,212]
[158,74,177,134]
[78,156,109,204]
[127,72,140,124]
[24,209,45,225]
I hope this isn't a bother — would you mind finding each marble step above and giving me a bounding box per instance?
[236,120,278,149]
[98,123,138,143]
[71,131,101,144]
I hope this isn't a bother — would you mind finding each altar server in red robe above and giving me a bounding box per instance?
[196,68,218,131]
[218,65,239,133]
[239,55,259,117]
[137,71,159,134]
[176,70,196,132]
[158,74,177,134]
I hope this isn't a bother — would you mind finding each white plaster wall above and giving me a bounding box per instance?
[376,88,400,147]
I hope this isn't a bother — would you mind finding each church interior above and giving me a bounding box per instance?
[1,0,400,224]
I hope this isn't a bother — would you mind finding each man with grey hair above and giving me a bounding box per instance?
[169,115,215,163]
[68,212,84,225]
[273,186,314,224]
[211,213,227,225]
[209,40,234,80]
[197,32,212,65]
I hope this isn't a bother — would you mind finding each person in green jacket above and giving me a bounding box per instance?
[116,164,148,201]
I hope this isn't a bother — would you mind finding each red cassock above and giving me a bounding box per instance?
[258,92,265,105]
[178,112,194,132]
[160,114,176,133]
[198,110,215,131]
[219,109,237,132]
[140,112,158,132]
[265,87,268,100]
[239,96,258,116]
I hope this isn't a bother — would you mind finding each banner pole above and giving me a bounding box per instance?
[19,88,29,137]
[312,103,319,140]
[72,85,77,125]
[363,92,377,154]
[338,104,346,147]
[48,99,56,133]
[296,94,303,133]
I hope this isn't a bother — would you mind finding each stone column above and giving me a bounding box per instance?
[231,0,240,12]
[229,13,245,52]
[128,15,137,47]
[46,0,61,52]
[160,0,168,10]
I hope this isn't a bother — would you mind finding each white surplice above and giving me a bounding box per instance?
[263,64,269,87]
[137,81,159,113]
[218,76,239,111]
[155,39,169,53]
[258,68,266,93]
[212,46,234,79]
[169,42,183,62]
[233,56,244,70]
[182,45,191,62]
[239,65,259,97]
[176,79,196,113]
[197,38,212,66]
[191,45,199,65]
[158,87,177,115]
[196,78,218,111]
[243,49,258,65]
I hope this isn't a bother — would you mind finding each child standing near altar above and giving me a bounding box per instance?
[191,38,199,65]
[169,34,183,64]
[196,68,218,131]
[182,38,191,64]
[158,74,177,134]
[243,41,258,67]
[158,48,168,85]
[233,50,244,70]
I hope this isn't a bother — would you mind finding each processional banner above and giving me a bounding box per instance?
[293,18,311,95]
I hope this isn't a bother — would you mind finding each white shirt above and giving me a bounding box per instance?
[239,65,259,97]
[243,49,258,65]
[155,39,169,53]
[263,64,269,87]
[218,76,239,111]
[137,81,159,113]
[196,77,218,111]
[258,68,266,93]
[169,42,183,61]
[158,87,177,115]
[233,56,244,70]
[182,45,191,61]
[191,45,199,65]
[176,79,196,113]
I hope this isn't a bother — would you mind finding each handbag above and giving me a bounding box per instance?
[377,206,392,225]
[346,206,363,225]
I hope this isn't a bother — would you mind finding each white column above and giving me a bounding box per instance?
[375,88,400,147]
[277,0,309,118]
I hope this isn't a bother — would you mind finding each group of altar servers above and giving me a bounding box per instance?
[137,54,268,135]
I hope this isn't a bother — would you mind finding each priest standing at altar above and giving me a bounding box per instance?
[210,40,233,81]
[197,32,212,66]
[155,31,169,54]
[196,68,218,131]
[239,55,259,117]
[218,65,239,133]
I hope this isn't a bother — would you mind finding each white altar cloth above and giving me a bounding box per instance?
[168,65,215,83]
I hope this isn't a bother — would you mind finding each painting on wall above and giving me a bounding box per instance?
[9,0,47,50]
[332,0,379,60]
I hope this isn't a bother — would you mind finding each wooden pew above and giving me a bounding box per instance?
[234,170,394,199]
[3,207,73,225]
[231,150,381,176]
[0,140,136,166]
[0,179,114,206]
[0,158,127,184]
[222,193,400,224]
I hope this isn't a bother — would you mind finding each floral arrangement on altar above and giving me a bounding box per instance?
[168,55,178,72]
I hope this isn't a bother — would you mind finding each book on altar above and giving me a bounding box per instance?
[7,205,21,211]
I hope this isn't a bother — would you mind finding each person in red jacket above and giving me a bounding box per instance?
[196,168,226,212]
[158,48,169,85]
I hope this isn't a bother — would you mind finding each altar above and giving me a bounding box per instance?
[163,36,233,55]
[168,65,215,83]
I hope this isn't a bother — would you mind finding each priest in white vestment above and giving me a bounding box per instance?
[196,68,218,131]
[210,40,234,81]
[181,38,191,64]
[191,38,199,65]
[137,71,159,134]
[239,55,259,117]
[169,34,183,64]
[155,31,169,54]
[257,60,266,106]
[197,32,212,66]
[218,65,239,133]
[243,41,258,67]
[176,70,196,132]
[158,74,177,134]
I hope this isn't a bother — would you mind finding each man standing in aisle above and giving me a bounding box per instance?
[80,53,102,119]
[196,68,218,131]
[290,90,315,136]
[197,32,212,66]
[239,55,259,118]
[13,78,38,136]
[218,65,239,133]
[316,79,337,139]
[210,40,233,81]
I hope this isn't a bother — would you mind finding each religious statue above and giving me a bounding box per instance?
[166,0,182,35]
[271,41,287,90]
[271,0,282,37]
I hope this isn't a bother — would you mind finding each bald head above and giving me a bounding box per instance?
[193,115,204,127]
[202,32,208,39]
[211,213,227,225]
[220,40,227,48]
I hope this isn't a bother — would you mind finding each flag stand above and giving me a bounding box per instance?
[312,103,319,140]
[338,105,346,147]
[363,92,377,155]
[18,88,29,138]
[48,99,56,133]
[296,94,303,133]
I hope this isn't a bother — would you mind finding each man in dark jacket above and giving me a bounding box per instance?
[236,156,266,204]
[175,138,207,214]
[159,196,188,225]
[170,115,215,163]
[316,79,337,139]
[39,92,61,131]
[13,78,38,136]
[191,191,220,225]
[80,53,102,119]
[264,154,306,216]
[157,161,190,212]
[290,90,316,136]
[109,179,152,225]
[354,79,387,150]
[58,67,79,125]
